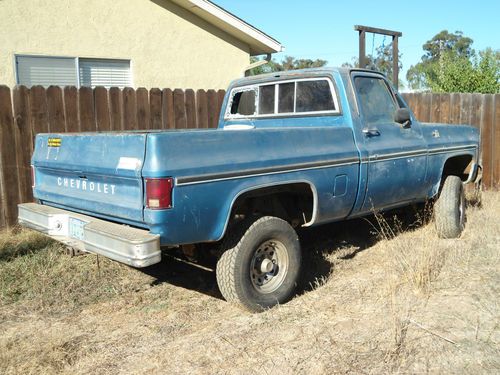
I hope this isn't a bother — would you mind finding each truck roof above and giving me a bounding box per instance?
[229,67,385,89]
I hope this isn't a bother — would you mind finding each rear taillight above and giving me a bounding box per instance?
[31,165,36,188]
[145,178,173,209]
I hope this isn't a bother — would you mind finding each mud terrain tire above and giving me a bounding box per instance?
[216,216,301,312]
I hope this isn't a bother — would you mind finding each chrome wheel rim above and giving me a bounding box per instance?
[250,240,289,294]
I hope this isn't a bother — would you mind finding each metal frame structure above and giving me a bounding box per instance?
[354,25,402,88]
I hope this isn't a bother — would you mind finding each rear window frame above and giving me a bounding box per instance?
[225,77,341,119]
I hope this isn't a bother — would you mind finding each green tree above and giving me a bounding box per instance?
[248,55,327,76]
[429,48,500,93]
[406,30,482,91]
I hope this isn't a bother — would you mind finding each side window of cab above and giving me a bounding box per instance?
[353,76,397,124]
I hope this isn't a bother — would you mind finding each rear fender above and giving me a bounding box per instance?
[218,180,318,241]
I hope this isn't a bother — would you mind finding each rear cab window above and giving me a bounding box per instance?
[225,77,340,119]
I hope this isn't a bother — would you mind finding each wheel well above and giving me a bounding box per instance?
[230,183,314,227]
[442,155,473,182]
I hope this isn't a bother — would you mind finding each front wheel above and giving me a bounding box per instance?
[216,216,301,312]
[434,175,466,238]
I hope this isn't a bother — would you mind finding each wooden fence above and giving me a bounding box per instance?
[0,85,226,228]
[402,93,499,191]
[0,86,498,228]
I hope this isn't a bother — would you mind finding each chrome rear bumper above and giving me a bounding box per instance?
[18,203,161,268]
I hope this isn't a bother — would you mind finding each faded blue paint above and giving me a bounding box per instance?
[31,68,481,246]
[33,133,147,223]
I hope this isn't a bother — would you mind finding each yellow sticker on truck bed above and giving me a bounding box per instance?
[48,138,61,147]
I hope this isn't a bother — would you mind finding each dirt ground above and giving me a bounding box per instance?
[1,192,498,374]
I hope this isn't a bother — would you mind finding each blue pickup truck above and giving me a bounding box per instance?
[18,68,481,311]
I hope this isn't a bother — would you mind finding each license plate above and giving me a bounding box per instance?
[69,218,86,240]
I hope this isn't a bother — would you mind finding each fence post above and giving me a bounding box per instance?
[12,86,33,204]
[149,88,162,130]
[95,86,111,131]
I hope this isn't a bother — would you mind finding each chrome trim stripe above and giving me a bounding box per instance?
[371,148,428,162]
[427,144,477,155]
[359,145,477,163]
[176,157,360,186]
[176,145,477,185]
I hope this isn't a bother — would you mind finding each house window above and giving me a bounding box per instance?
[78,58,132,88]
[15,55,132,88]
[15,56,78,87]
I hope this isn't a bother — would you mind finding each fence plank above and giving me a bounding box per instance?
[429,93,440,123]
[216,89,226,124]
[493,94,500,189]
[420,93,432,122]
[0,86,20,226]
[450,93,461,125]
[481,94,494,188]
[123,87,138,131]
[459,94,472,125]
[196,89,208,129]
[162,89,175,129]
[173,89,187,129]
[469,94,483,129]
[79,87,95,131]
[207,89,218,128]
[109,87,123,130]
[94,87,111,131]
[185,89,196,129]
[136,87,150,130]
[30,86,49,137]
[64,86,79,132]
[12,86,33,203]
[402,93,415,117]
[412,93,422,120]
[47,86,66,133]
[150,88,162,130]
[439,94,451,123]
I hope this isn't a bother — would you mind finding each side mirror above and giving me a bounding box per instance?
[394,108,411,128]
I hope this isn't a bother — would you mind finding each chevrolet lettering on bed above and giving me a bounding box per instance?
[57,177,116,195]
[18,68,482,312]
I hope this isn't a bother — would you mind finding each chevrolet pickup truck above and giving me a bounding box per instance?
[18,68,481,311]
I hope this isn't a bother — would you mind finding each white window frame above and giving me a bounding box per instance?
[225,77,341,119]
[14,54,133,88]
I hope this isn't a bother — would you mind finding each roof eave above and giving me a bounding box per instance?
[170,0,283,55]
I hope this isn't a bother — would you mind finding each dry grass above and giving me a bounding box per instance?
[1,192,499,374]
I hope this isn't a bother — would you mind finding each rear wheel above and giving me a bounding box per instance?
[216,216,301,312]
[434,175,466,238]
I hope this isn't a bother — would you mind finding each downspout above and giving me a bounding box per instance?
[244,53,272,76]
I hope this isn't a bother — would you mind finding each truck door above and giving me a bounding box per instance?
[352,73,427,211]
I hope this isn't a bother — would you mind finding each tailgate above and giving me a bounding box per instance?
[33,133,147,223]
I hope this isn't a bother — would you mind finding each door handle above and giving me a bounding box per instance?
[362,128,380,137]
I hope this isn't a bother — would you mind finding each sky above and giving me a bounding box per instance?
[212,0,499,89]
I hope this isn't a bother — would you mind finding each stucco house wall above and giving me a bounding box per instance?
[0,0,255,89]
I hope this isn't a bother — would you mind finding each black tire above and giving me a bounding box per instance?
[434,175,466,238]
[216,216,301,312]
